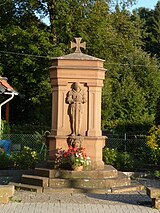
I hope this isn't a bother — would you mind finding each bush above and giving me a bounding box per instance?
[103,147,118,165]
[103,147,134,171]
[154,170,160,178]
[1,120,10,134]
[146,125,160,165]
[0,149,13,169]
[115,152,134,171]
[11,146,39,169]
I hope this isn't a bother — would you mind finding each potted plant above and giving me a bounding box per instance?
[55,146,91,171]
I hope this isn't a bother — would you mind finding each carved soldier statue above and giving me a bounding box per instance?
[67,82,86,136]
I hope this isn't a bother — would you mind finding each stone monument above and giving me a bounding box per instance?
[48,37,106,169]
[9,38,133,193]
[10,38,132,193]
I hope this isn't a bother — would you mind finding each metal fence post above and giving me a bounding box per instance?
[124,133,127,152]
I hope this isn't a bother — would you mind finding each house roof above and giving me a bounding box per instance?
[0,77,18,95]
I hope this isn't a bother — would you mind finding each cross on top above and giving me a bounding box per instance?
[71,38,86,53]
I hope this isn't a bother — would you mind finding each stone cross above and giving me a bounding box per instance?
[71,38,86,53]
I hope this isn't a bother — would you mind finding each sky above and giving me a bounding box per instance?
[131,0,159,10]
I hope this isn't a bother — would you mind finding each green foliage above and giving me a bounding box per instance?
[102,48,159,131]
[155,98,160,126]
[10,124,50,134]
[85,2,160,131]
[103,147,134,171]
[134,1,160,58]
[0,0,159,133]
[103,147,118,165]
[0,149,12,169]
[0,1,56,126]
[147,125,160,149]
[154,170,160,178]
[115,152,134,171]
[1,120,10,135]
[11,146,39,169]
[146,125,160,164]
[34,130,50,160]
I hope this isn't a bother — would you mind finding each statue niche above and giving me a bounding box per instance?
[66,82,86,136]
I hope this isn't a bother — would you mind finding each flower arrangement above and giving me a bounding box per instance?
[55,146,91,170]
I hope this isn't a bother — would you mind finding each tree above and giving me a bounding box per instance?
[151,1,160,58]
[91,3,160,132]
[0,0,56,126]
[134,2,160,59]
[0,0,159,134]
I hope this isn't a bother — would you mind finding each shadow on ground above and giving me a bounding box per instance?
[86,192,152,207]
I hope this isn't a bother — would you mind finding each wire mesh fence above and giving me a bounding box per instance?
[106,137,147,153]
[2,134,44,153]
[105,133,147,152]
[1,133,148,155]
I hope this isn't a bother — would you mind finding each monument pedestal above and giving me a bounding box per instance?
[82,136,106,170]
[14,164,133,194]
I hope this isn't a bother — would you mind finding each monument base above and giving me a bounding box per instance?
[48,135,106,170]
[11,164,135,194]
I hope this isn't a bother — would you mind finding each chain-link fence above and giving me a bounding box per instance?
[2,134,44,153]
[2,133,148,154]
[106,134,147,153]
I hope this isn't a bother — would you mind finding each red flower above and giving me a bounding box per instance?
[73,148,77,152]
[63,153,68,158]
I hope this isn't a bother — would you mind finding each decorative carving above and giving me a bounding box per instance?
[68,136,83,148]
[67,82,86,136]
[70,38,86,53]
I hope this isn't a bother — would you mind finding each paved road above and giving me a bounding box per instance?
[0,189,159,213]
[0,202,159,213]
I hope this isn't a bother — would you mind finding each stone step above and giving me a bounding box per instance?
[43,187,112,194]
[43,187,87,194]
[34,168,58,178]
[111,183,144,193]
[44,183,143,195]
[146,187,160,198]
[146,187,160,209]
[9,182,43,193]
[21,175,49,187]
[49,172,131,189]
[58,165,118,179]
[34,165,118,179]
[49,178,71,188]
